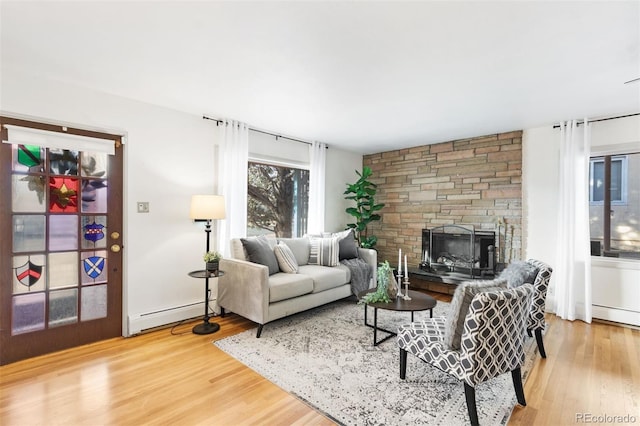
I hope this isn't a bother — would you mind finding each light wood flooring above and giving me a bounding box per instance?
[1,291,639,426]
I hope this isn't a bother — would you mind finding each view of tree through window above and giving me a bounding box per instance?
[247,161,309,238]
[589,152,640,259]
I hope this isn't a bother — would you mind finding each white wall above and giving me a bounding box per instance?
[1,68,362,334]
[523,115,640,326]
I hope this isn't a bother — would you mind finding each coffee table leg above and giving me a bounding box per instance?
[430,308,433,318]
[373,307,378,346]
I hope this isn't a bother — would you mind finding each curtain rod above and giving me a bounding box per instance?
[203,115,324,147]
[553,112,640,128]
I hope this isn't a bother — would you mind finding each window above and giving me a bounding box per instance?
[247,161,309,238]
[589,156,627,204]
[589,152,640,260]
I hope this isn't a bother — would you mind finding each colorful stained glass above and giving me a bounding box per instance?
[81,152,108,178]
[49,177,79,212]
[12,144,45,173]
[12,293,46,335]
[49,215,78,251]
[81,250,107,284]
[81,179,107,213]
[82,216,107,249]
[13,255,46,294]
[81,284,107,321]
[13,215,46,252]
[12,174,46,212]
[49,289,78,327]
[18,144,41,167]
[49,149,78,175]
[48,252,78,289]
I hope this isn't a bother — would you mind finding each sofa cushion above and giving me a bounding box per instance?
[308,237,340,266]
[298,264,349,293]
[277,237,310,266]
[240,235,280,275]
[499,261,539,288]
[335,230,359,260]
[274,241,299,274]
[443,279,507,350]
[268,273,314,303]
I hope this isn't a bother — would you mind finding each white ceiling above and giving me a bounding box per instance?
[1,1,639,154]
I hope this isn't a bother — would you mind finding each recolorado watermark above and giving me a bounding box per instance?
[576,413,638,423]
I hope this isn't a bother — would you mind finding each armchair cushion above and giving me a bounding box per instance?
[273,242,299,274]
[443,279,507,350]
[240,235,280,275]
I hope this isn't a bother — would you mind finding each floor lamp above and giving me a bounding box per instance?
[190,194,226,335]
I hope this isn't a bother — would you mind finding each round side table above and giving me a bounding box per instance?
[188,270,224,335]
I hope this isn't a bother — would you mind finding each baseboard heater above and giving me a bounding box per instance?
[592,305,640,327]
[127,301,203,336]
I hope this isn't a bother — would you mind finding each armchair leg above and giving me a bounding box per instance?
[526,329,532,337]
[535,329,547,358]
[400,349,407,379]
[220,307,226,318]
[511,367,527,406]
[464,383,479,426]
[256,324,264,338]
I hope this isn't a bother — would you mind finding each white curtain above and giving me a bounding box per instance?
[554,119,592,323]
[308,141,327,234]
[216,119,249,257]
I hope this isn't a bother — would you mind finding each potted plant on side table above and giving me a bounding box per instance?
[203,251,222,275]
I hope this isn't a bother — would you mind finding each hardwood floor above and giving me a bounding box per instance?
[1,292,638,426]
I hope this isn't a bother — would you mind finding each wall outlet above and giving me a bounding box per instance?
[137,202,150,213]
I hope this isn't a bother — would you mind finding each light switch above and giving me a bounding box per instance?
[137,202,150,213]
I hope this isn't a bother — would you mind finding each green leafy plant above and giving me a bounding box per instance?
[203,251,222,263]
[344,166,385,248]
[359,261,393,304]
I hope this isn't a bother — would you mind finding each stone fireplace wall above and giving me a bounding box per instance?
[363,130,523,272]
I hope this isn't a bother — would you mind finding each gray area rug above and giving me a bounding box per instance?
[214,298,540,425]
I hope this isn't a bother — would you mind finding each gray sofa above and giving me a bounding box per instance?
[218,234,377,337]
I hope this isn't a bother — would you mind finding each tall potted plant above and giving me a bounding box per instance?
[344,166,385,248]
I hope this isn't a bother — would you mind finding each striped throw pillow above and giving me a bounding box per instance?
[274,242,299,273]
[308,237,339,267]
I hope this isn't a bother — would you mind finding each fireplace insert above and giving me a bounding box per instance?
[421,225,496,278]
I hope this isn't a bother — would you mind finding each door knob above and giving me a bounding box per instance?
[110,244,121,253]
[111,231,120,239]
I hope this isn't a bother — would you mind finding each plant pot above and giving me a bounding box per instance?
[206,261,219,273]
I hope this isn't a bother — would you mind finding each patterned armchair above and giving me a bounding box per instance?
[498,259,553,358]
[398,284,534,426]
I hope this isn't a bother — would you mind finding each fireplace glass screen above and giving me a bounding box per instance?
[421,225,496,278]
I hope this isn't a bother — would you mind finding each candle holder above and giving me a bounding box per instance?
[402,278,412,300]
[396,273,404,297]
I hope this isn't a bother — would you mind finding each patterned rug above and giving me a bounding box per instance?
[214,298,540,425]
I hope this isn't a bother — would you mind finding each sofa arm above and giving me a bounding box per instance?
[218,258,270,325]
[358,248,378,288]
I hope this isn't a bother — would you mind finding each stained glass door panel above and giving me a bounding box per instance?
[1,117,123,365]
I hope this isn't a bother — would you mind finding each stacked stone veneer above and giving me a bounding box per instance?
[364,130,523,271]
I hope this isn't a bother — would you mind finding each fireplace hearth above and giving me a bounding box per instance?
[421,225,496,279]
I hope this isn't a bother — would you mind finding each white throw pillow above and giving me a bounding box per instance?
[274,242,299,273]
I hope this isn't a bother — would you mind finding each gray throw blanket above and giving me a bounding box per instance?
[341,258,373,296]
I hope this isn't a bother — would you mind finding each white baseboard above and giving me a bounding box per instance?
[127,300,220,336]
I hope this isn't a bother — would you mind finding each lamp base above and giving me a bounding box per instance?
[192,321,220,335]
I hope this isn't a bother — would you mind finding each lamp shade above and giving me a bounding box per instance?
[190,195,226,220]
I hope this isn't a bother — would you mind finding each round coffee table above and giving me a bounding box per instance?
[357,289,437,346]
